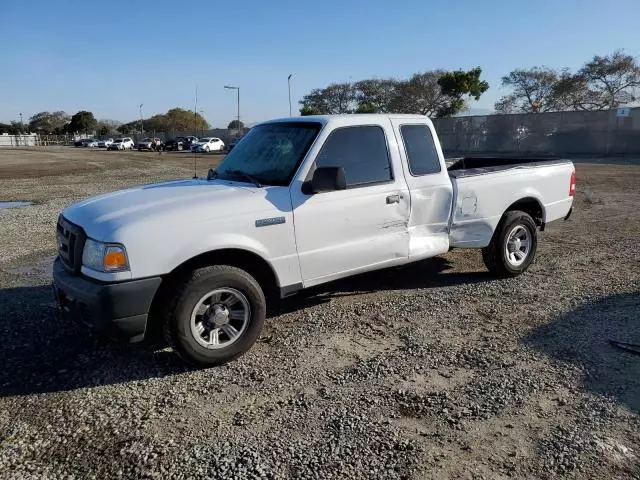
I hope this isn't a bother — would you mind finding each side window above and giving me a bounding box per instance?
[400,124,441,176]
[315,126,392,187]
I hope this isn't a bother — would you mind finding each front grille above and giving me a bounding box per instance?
[56,215,86,273]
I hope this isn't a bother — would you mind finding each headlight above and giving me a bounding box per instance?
[82,238,129,272]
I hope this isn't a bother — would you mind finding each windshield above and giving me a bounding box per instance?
[200,138,212,142]
[215,122,321,186]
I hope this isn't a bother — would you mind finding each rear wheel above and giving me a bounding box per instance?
[163,265,266,366]
[482,210,537,277]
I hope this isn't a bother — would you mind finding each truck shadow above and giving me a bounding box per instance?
[269,256,493,316]
[0,256,492,397]
[523,292,640,412]
[0,285,189,398]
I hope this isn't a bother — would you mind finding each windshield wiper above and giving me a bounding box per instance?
[225,169,263,188]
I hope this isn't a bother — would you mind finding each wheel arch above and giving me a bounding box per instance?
[503,196,545,227]
[146,248,280,339]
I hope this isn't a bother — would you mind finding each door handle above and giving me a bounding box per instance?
[386,194,401,204]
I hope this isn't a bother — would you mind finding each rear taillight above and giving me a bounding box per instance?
[569,170,576,197]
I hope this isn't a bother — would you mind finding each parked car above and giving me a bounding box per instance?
[107,137,134,150]
[80,138,99,147]
[136,137,163,151]
[53,114,575,366]
[191,137,225,152]
[73,139,84,147]
[164,136,187,151]
[184,136,199,149]
[98,138,114,148]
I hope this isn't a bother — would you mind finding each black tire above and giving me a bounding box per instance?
[163,265,266,366]
[482,210,537,278]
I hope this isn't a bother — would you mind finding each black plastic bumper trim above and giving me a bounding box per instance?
[53,258,161,342]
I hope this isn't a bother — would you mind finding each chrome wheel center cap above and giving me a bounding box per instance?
[211,306,229,327]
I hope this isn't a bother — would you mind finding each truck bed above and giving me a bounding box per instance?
[446,157,575,248]
[447,155,571,177]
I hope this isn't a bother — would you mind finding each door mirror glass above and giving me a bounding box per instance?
[302,166,347,194]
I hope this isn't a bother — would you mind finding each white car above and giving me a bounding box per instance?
[82,138,99,148]
[98,138,114,148]
[53,114,575,366]
[107,138,134,150]
[192,137,225,152]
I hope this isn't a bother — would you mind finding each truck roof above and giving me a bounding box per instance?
[261,114,433,127]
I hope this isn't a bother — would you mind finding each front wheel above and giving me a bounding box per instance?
[482,210,537,277]
[163,265,266,366]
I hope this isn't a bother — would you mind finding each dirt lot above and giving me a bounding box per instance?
[0,147,638,479]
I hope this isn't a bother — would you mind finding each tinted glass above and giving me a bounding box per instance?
[215,122,321,186]
[315,126,391,187]
[400,125,441,175]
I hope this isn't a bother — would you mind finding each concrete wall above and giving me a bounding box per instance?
[433,108,640,156]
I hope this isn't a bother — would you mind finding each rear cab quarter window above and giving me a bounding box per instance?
[314,125,393,188]
[400,124,442,176]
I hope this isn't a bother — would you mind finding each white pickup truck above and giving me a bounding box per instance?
[53,114,575,366]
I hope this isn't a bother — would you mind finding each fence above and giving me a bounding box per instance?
[433,107,640,156]
[0,133,40,147]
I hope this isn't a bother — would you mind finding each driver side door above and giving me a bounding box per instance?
[290,121,410,287]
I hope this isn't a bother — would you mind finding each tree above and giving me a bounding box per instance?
[117,123,133,134]
[436,67,489,117]
[355,102,378,113]
[164,108,208,132]
[552,70,601,111]
[300,105,322,116]
[578,50,640,109]
[68,111,97,133]
[299,69,489,118]
[389,71,449,116]
[299,82,357,114]
[496,51,640,113]
[227,120,245,129]
[96,119,121,136]
[0,122,22,135]
[116,108,208,134]
[494,67,559,114]
[28,111,70,134]
[354,79,398,113]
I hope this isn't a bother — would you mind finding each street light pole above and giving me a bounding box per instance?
[139,104,144,134]
[199,110,205,136]
[224,85,240,137]
[288,74,293,117]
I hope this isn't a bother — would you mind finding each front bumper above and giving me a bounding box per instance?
[52,258,161,342]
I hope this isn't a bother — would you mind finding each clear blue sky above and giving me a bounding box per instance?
[1,0,639,126]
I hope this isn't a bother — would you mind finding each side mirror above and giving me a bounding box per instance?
[302,166,347,194]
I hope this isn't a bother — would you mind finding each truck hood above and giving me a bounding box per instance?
[62,178,274,240]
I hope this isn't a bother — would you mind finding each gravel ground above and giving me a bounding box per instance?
[0,148,638,479]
